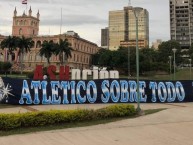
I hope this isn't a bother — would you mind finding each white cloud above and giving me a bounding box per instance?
[0,0,170,46]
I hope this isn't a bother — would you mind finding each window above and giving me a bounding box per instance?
[77,55,79,61]
[19,28,22,35]
[36,41,41,48]
[30,55,33,61]
[16,20,19,25]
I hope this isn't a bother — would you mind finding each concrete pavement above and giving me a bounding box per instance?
[0,103,187,114]
[0,103,193,145]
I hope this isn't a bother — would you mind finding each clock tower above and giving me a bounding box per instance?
[12,7,40,37]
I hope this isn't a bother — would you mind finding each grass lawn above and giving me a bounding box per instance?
[0,74,28,79]
[121,68,193,80]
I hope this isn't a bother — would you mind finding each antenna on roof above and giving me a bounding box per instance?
[128,0,131,6]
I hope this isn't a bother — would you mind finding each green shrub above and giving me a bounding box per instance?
[0,61,12,74]
[95,104,136,119]
[0,104,136,131]
[0,114,21,130]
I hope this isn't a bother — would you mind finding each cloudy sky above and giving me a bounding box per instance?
[0,0,170,46]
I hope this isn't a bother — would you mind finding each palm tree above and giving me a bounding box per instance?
[17,36,34,74]
[39,40,55,66]
[0,35,18,62]
[55,39,73,65]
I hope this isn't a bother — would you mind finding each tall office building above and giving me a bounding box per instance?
[101,27,109,49]
[170,0,193,49]
[109,6,149,50]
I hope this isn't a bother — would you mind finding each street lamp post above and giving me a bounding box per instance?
[189,58,192,80]
[133,9,141,112]
[172,48,177,80]
[169,56,172,80]
[128,45,130,77]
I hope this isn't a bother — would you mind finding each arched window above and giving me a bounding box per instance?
[36,40,41,48]
[19,28,22,35]
[31,41,35,48]
[74,54,76,61]
[77,55,79,61]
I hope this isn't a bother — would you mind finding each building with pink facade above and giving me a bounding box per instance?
[0,8,100,71]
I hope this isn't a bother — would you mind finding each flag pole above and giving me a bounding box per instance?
[22,0,28,13]
[26,2,28,14]
[25,4,27,14]
[60,7,62,35]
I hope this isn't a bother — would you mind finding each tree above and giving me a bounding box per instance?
[0,62,12,76]
[91,48,106,65]
[17,36,34,74]
[55,39,73,65]
[113,47,129,73]
[139,48,158,72]
[93,47,136,74]
[39,40,55,66]
[189,43,193,60]
[0,35,18,62]
[2,62,12,76]
[98,49,114,69]
[158,40,182,65]
[92,46,172,75]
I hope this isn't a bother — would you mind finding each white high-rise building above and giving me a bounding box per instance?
[170,0,193,49]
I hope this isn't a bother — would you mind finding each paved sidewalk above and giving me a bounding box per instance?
[0,103,193,145]
[0,103,188,114]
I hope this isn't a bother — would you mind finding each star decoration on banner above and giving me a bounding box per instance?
[0,84,14,102]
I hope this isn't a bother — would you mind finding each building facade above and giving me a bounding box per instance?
[12,7,40,37]
[152,39,162,50]
[0,8,100,71]
[101,27,109,49]
[170,0,193,49]
[109,6,149,50]
[0,35,6,61]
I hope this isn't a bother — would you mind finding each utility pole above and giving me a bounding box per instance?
[133,9,141,113]
[128,0,131,6]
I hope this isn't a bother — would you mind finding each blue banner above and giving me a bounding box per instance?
[0,77,192,104]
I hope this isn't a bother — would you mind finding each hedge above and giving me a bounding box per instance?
[0,104,136,131]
